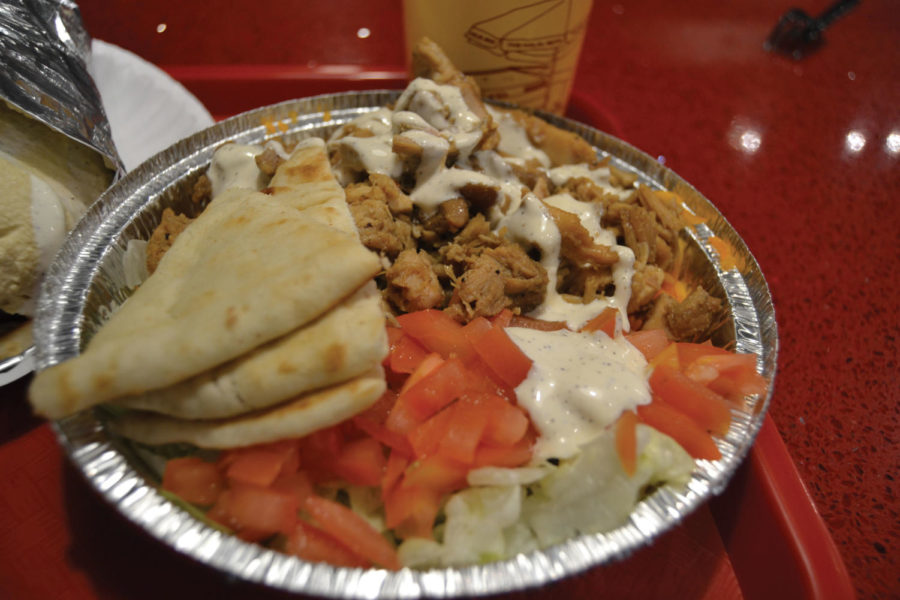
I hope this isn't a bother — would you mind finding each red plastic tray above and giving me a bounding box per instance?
[0,70,854,599]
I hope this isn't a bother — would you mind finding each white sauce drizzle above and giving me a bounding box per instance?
[207,144,264,198]
[488,107,551,167]
[206,141,288,198]
[507,327,652,460]
[548,164,633,200]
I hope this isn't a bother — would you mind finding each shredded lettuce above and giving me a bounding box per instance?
[398,424,693,567]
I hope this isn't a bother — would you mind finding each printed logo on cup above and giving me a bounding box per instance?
[404,0,594,114]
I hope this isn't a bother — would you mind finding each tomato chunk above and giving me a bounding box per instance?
[407,405,456,458]
[396,358,469,422]
[579,306,619,337]
[221,483,299,537]
[472,431,535,468]
[285,520,370,568]
[625,328,670,361]
[225,448,291,488]
[676,341,731,367]
[384,485,441,540]
[437,399,489,464]
[162,457,224,506]
[271,471,314,506]
[388,333,430,374]
[637,399,722,461]
[650,364,732,436]
[395,310,474,361]
[402,455,468,493]
[472,324,533,388]
[304,495,401,570]
[381,450,410,501]
[615,410,639,476]
[332,438,387,487]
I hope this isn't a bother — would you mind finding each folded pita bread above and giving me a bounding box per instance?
[112,368,386,449]
[30,139,381,419]
[115,282,386,419]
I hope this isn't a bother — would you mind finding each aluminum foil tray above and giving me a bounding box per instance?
[33,91,778,598]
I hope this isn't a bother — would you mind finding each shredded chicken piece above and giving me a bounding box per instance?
[385,249,444,313]
[628,264,665,312]
[146,209,193,274]
[255,147,284,176]
[499,108,598,167]
[411,37,499,151]
[666,287,723,341]
[345,179,415,259]
[191,174,212,205]
[444,236,548,322]
[545,203,620,267]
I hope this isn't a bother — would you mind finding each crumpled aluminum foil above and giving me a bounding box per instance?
[0,0,122,173]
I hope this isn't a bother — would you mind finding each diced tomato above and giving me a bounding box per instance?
[459,358,517,402]
[384,485,442,540]
[490,308,514,328]
[407,405,456,458]
[285,520,370,568]
[353,415,414,457]
[468,393,529,447]
[637,399,722,461]
[304,495,401,570]
[225,447,292,488]
[706,360,769,403]
[650,364,732,436]
[472,431,535,469]
[650,341,681,370]
[298,425,344,457]
[437,399,489,464]
[332,438,387,487]
[384,394,423,436]
[396,358,469,422]
[398,352,444,394]
[395,309,474,361]
[221,482,299,537]
[296,426,344,483]
[402,455,468,493]
[579,306,619,337]
[381,451,410,501]
[676,341,731,367]
[625,328,670,361]
[471,323,534,388]
[271,471,314,506]
[683,361,721,385]
[385,326,405,360]
[207,490,234,529]
[462,316,493,346]
[162,457,224,506]
[354,389,397,425]
[691,352,758,374]
[615,410,639,476]
[388,334,430,374]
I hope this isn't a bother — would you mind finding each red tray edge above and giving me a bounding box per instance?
[749,416,856,599]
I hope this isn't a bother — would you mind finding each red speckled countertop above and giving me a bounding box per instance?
[1,1,897,598]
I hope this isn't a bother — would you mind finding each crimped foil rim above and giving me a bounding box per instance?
[34,91,778,598]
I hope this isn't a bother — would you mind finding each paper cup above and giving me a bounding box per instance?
[403,0,594,114]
